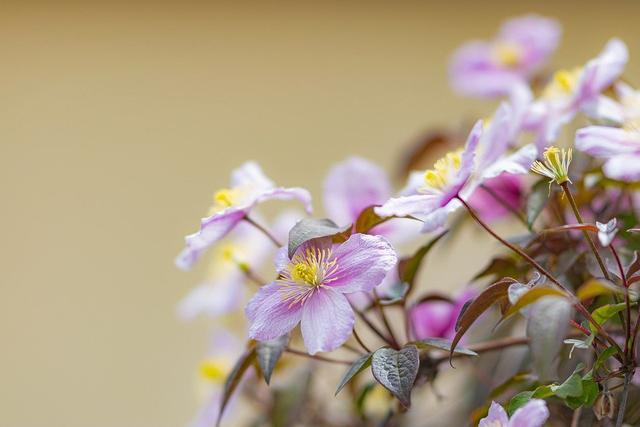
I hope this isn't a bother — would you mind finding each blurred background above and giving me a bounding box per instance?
[2,1,640,426]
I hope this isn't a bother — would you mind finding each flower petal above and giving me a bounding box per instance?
[300,287,355,354]
[327,234,398,294]
[323,157,392,225]
[479,401,509,427]
[177,277,244,320]
[374,194,440,218]
[420,199,462,233]
[246,282,304,341]
[410,301,456,340]
[499,15,561,72]
[575,126,640,157]
[230,161,275,190]
[481,144,538,180]
[176,208,247,271]
[575,38,628,104]
[255,187,313,214]
[603,155,640,182]
[508,399,549,427]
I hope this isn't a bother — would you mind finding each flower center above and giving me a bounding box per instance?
[199,358,230,384]
[543,67,582,98]
[291,262,319,286]
[531,146,573,185]
[493,41,522,67]
[423,150,463,190]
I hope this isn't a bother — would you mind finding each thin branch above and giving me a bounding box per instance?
[244,216,283,247]
[616,372,631,427]
[352,328,372,353]
[285,348,353,365]
[478,183,528,227]
[373,289,400,350]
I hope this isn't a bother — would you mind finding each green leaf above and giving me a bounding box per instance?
[287,218,351,257]
[335,353,372,396]
[508,391,534,415]
[371,345,419,408]
[256,335,289,385]
[355,382,377,417]
[411,338,478,356]
[450,278,516,359]
[589,302,628,333]
[398,231,448,289]
[576,279,625,301]
[593,346,618,373]
[217,347,257,427]
[526,179,550,230]
[502,286,568,320]
[551,373,583,399]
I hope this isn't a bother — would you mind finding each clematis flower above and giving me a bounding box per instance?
[246,234,397,354]
[375,107,536,232]
[449,14,560,98]
[575,82,640,181]
[409,288,477,340]
[188,330,244,427]
[176,161,312,271]
[468,174,524,222]
[479,400,549,427]
[526,38,628,149]
[177,212,302,320]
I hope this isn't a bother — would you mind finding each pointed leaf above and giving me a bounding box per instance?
[542,223,598,234]
[503,286,568,320]
[371,345,419,408]
[354,206,391,234]
[526,179,550,229]
[256,335,289,385]
[217,347,257,427]
[450,278,516,358]
[594,346,618,373]
[577,279,624,301]
[411,338,477,356]
[335,353,372,395]
[288,218,351,257]
[589,302,630,333]
[398,230,448,289]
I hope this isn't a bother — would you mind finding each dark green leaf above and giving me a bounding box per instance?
[593,346,618,373]
[256,335,289,385]
[412,338,478,356]
[526,179,550,230]
[335,353,372,396]
[450,278,516,360]
[371,345,419,408]
[288,218,351,257]
[398,231,448,291]
[217,347,257,427]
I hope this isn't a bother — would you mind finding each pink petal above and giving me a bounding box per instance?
[576,126,640,157]
[375,194,441,218]
[603,155,640,182]
[499,15,561,72]
[246,282,304,341]
[508,399,549,427]
[575,38,628,104]
[177,276,245,320]
[468,174,523,222]
[175,208,247,271]
[410,301,456,340]
[255,187,313,214]
[420,199,462,232]
[323,157,392,225]
[300,287,355,354]
[481,144,538,180]
[479,401,509,426]
[229,161,275,189]
[327,234,398,294]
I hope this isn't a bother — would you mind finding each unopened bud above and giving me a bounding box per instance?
[593,391,616,421]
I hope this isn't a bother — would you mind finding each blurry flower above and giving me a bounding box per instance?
[176,162,312,271]
[596,218,618,247]
[575,82,640,182]
[449,15,560,98]
[246,234,397,354]
[177,212,302,320]
[479,400,549,427]
[468,174,524,222]
[526,38,628,149]
[188,331,244,427]
[531,146,573,185]
[409,288,476,340]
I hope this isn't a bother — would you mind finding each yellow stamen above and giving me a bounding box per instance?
[493,41,522,67]
[199,358,230,383]
[291,262,319,286]
[531,146,573,185]
[543,67,582,98]
[423,150,463,190]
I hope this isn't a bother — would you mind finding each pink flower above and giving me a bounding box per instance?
[468,174,524,222]
[409,288,476,340]
[479,400,549,427]
[526,38,628,149]
[176,162,312,271]
[576,82,640,182]
[449,15,560,98]
[246,234,397,354]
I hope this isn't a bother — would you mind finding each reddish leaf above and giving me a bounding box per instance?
[542,223,598,234]
[450,278,517,361]
[354,206,391,234]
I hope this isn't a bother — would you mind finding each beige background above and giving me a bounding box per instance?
[2,1,640,426]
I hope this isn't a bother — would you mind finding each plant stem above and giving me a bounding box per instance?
[352,328,372,353]
[353,308,396,348]
[244,216,283,247]
[457,196,624,356]
[285,348,353,365]
[478,184,528,227]
[560,182,611,281]
[610,244,632,358]
[373,289,400,349]
[616,372,631,427]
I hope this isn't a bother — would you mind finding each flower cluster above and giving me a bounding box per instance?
[175,15,640,427]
